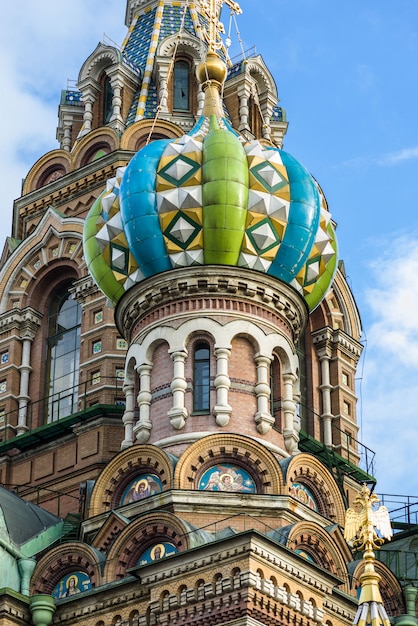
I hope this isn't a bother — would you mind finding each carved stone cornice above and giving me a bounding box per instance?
[332,328,363,362]
[115,266,308,344]
[71,276,99,304]
[0,306,43,337]
[15,150,134,221]
[311,327,334,359]
[312,326,363,363]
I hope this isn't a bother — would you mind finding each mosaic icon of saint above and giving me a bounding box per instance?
[124,475,161,503]
[203,467,253,492]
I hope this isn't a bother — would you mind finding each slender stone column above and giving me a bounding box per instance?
[312,328,336,449]
[238,87,251,132]
[109,76,124,131]
[79,89,95,136]
[283,372,298,454]
[213,347,232,426]
[319,353,333,448]
[62,114,73,151]
[121,382,135,449]
[16,317,40,435]
[16,336,33,435]
[158,72,169,112]
[196,83,205,117]
[263,113,271,139]
[254,355,274,434]
[168,350,188,430]
[134,363,153,443]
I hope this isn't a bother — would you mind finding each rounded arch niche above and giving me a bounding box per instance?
[174,433,282,494]
[89,444,175,516]
[31,543,103,596]
[281,453,346,525]
[286,520,352,594]
[350,558,405,617]
[104,511,192,581]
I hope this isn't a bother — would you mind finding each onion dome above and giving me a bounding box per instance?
[84,52,337,312]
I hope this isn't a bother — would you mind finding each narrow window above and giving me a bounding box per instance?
[193,343,210,412]
[173,61,189,111]
[46,286,81,422]
[270,356,282,429]
[103,76,114,124]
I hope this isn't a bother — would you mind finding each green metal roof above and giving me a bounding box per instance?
[298,430,376,485]
[0,404,124,453]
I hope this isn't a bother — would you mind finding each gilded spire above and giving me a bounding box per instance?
[196,0,241,117]
[344,485,392,626]
[200,0,241,53]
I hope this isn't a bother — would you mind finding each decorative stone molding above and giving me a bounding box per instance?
[174,432,283,494]
[70,276,97,304]
[168,350,188,430]
[16,150,133,220]
[312,326,363,363]
[0,307,42,334]
[31,543,102,595]
[282,453,346,525]
[158,31,202,58]
[78,43,122,84]
[254,354,274,434]
[145,553,339,626]
[213,347,232,426]
[104,511,191,581]
[134,363,153,442]
[88,444,174,517]
[116,266,308,344]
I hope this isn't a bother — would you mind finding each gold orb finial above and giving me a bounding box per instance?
[196,51,227,86]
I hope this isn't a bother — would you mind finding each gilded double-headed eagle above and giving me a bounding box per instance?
[344,484,392,551]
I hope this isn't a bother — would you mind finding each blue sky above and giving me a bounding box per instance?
[1,1,417,498]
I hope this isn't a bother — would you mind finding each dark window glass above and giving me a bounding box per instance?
[270,356,282,430]
[46,288,81,422]
[104,76,114,124]
[173,61,189,111]
[193,343,210,412]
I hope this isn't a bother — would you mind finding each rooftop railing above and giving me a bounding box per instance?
[0,376,126,452]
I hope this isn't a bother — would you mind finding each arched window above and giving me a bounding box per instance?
[46,286,81,422]
[270,355,282,429]
[296,335,308,432]
[103,75,114,124]
[173,61,190,111]
[249,94,262,137]
[193,343,210,412]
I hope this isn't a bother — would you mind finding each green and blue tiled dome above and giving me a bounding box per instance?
[83,115,337,311]
[84,46,337,311]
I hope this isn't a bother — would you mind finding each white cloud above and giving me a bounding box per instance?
[378,147,418,166]
[0,1,126,245]
[360,234,418,496]
[339,146,418,171]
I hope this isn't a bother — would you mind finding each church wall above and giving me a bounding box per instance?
[223,90,239,129]
[303,323,322,439]
[0,0,398,620]
[0,419,124,516]
[229,336,257,419]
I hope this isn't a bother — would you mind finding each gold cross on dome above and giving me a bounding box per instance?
[200,0,242,52]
